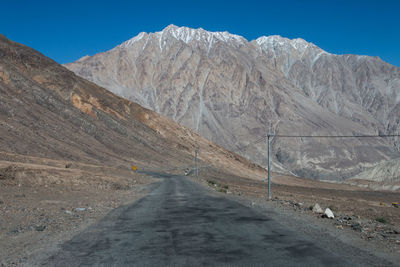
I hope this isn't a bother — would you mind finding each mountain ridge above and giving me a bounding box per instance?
[96,25,394,64]
[0,34,264,180]
[64,25,400,180]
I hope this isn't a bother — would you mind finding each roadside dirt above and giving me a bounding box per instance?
[2,154,400,266]
[0,157,155,266]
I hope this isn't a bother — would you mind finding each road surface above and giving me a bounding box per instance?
[44,173,394,266]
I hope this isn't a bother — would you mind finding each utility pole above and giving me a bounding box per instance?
[267,129,271,200]
[195,147,199,178]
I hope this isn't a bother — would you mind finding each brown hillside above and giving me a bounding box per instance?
[0,34,263,178]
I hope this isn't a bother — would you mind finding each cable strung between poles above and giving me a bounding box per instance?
[273,134,400,138]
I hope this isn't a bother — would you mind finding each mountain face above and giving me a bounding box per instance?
[0,34,263,179]
[65,25,400,180]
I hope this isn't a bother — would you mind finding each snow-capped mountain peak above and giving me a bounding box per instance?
[159,24,246,44]
[256,35,320,54]
[119,24,247,50]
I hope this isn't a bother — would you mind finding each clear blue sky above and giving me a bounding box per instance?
[2,0,399,67]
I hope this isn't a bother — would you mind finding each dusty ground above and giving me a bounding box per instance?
[195,167,400,256]
[0,157,155,266]
[1,154,400,266]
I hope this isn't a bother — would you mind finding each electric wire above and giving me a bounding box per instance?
[273,134,400,138]
[138,132,399,175]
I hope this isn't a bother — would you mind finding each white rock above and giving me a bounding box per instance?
[75,208,86,212]
[312,203,323,214]
[324,208,335,219]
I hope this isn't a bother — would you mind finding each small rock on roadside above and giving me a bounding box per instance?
[324,208,335,219]
[75,208,86,212]
[295,202,304,208]
[35,225,46,231]
[343,216,353,221]
[312,203,323,214]
[351,222,362,232]
[11,229,20,234]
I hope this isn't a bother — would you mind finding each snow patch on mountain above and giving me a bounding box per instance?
[256,35,325,55]
[119,24,247,51]
[117,25,334,58]
[119,32,146,48]
[161,24,246,45]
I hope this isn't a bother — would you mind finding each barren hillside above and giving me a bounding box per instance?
[0,33,263,179]
[65,25,400,180]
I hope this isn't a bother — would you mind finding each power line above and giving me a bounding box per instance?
[202,132,400,165]
[140,132,399,177]
[273,134,400,138]
[229,133,400,156]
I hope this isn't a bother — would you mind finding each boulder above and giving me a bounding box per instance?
[324,208,335,219]
[312,203,323,214]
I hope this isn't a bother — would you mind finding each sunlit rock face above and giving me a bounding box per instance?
[65,25,400,180]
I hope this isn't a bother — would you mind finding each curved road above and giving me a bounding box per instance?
[45,173,393,266]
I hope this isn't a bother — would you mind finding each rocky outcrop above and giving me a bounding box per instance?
[65,25,400,180]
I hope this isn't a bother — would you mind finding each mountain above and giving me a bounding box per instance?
[347,158,400,191]
[65,25,400,180]
[0,34,263,179]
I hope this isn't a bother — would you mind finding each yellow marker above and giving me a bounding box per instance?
[132,166,137,171]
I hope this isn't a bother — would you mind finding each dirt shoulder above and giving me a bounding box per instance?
[192,168,400,264]
[0,158,155,266]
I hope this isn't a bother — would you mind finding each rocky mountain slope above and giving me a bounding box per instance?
[0,34,263,179]
[65,25,400,180]
[347,158,400,191]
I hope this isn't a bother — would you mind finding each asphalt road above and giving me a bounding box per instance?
[44,173,391,266]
